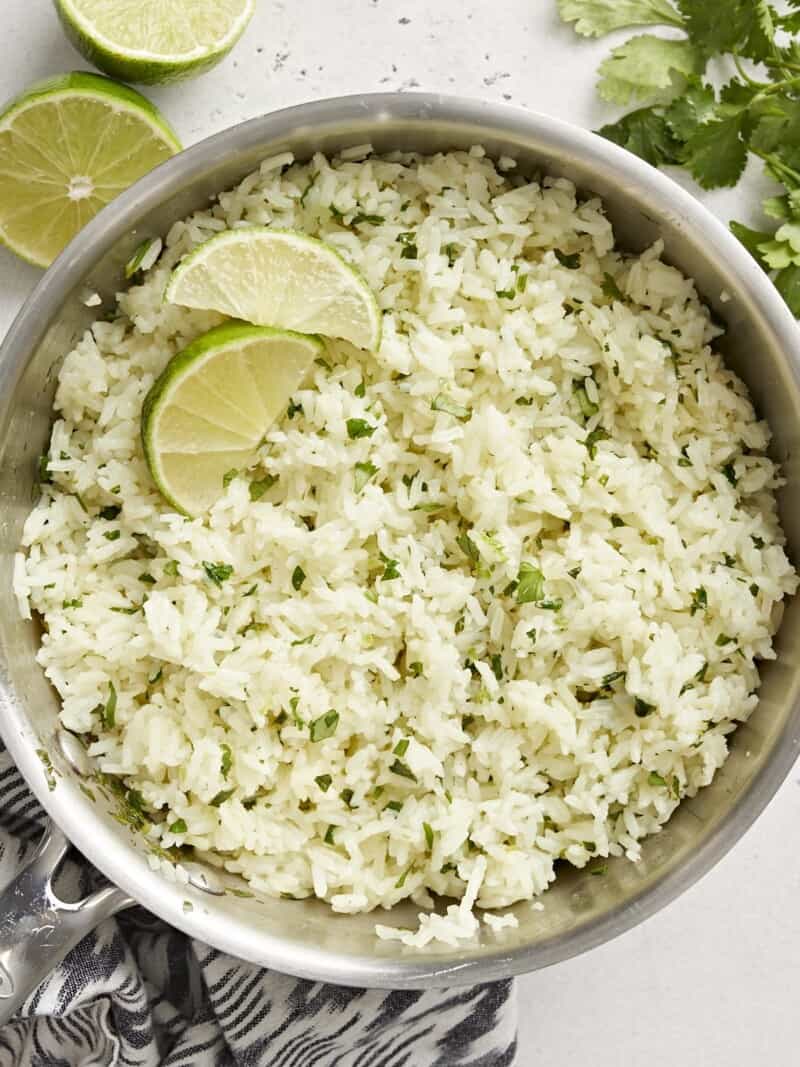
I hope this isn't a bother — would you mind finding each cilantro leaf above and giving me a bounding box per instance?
[683,113,748,188]
[775,264,800,315]
[597,35,699,106]
[663,77,717,141]
[598,107,682,166]
[675,0,773,61]
[557,0,683,37]
[729,221,772,270]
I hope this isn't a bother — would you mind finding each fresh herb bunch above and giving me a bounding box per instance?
[557,0,800,313]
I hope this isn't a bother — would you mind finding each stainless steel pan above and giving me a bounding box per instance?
[1,93,799,1022]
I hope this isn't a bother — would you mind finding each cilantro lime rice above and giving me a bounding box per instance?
[14,145,797,947]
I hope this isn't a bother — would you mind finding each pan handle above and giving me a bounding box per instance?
[0,820,134,1026]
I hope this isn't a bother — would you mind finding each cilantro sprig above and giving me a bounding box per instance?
[557,0,800,313]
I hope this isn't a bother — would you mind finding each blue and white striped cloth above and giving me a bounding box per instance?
[0,744,517,1066]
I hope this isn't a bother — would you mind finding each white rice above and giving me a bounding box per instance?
[15,145,797,947]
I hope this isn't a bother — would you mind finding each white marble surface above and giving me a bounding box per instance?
[1,3,798,1064]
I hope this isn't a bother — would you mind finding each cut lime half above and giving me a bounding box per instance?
[166,228,382,352]
[0,72,180,268]
[142,322,322,516]
[54,0,256,85]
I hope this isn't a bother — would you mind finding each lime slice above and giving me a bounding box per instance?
[142,322,322,516]
[165,228,382,352]
[54,0,256,85]
[0,72,180,268]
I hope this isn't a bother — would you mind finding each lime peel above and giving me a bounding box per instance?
[141,322,322,516]
[165,228,382,353]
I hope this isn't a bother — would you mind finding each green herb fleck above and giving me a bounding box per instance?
[390,758,417,782]
[222,468,238,488]
[634,697,655,718]
[354,460,378,492]
[220,743,232,780]
[555,249,581,268]
[690,587,707,615]
[250,474,278,501]
[516,563,545,605]
[203,561,233,587]
[102,682,116,729]
[210,788,235,807]
[324,825,336,845]
[346,417,376,439]
[100,505,121,520]
[431,393,472,420]
[169,818,187,834]
[164,560,179,577]
[648,771,667,787]
[315,774,332,792]
[309,709,339,742]
[291,565,306,591]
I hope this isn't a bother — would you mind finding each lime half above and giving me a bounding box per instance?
[166,228,383,352]
[0,72,180,268]
[55,0,256,85]
[142,322,322,516]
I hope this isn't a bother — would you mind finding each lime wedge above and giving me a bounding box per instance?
[141,322,322,516]
[165,228,382,352]
[0,72,180,268]
[55,0,256,85]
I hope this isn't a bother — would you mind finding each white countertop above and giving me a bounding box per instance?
[2,3,798,1064]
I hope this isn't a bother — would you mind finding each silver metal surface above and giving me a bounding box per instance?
[1,94,799,993]
[0,822,133,1025]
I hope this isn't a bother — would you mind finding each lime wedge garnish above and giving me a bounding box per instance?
[141,322,322,516]
[54,0,256,85]
[0,72,180,268]
[166,228,382,352]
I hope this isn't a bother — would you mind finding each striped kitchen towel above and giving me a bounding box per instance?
[0,744,517,1066]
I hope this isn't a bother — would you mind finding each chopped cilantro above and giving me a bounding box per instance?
[381,558,401,581]
[164,560,179,577]
[385,800,403,813]
[138,573,156,585]
[423,822,435,850]
[555,249,581,268]
[354,460,378,492]
[249,474,278,501]
[62,598,82,609]
[210,789,235,807]
[585,426,609,459]
[309,709,339,742]
[390,758,417,781]
[634,696,655,717]
[721,461,738,486]
[516,563,545,605]
[103,530,121,541]
[315,774,332,792]
[291,565,306,591]
[408,661,424,677]
[648,771,667,787]
[99,505,121,520]
[203,561,233,587]
[102,682,116,729]
[169,818,187,834]
[496,288,516,300]
[346,417,376,439]
[220,743,232,779]
[222,468,238,488]
[324,825,336,845]
[354,380,366,398]
[602,272,624,300]
[716,633,735,646]
[690,587,708,615]
[431,393,472,420]
[287,399,303,420]
[394,738,410,757]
